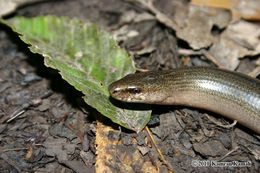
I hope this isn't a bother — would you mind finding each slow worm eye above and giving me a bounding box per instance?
[128,88,142,95]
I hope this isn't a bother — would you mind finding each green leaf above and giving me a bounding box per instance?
[2,16,151,132]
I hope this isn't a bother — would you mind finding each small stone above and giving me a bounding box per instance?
[136,132,146,146]
[21,73,42,85]
[219,133,231,149]
[38,99,49,112]
[137,146,149,156]
[181,139,192,149]
[147,116,160,126]
[122,135,133,146]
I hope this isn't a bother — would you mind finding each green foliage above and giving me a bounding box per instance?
[3,16,151,132]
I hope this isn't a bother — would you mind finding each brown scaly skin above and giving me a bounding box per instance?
[109,67,260,134]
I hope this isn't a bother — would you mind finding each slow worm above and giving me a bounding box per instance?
[109,67,260,134]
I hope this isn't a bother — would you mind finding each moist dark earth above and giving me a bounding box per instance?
[0,0,259,172]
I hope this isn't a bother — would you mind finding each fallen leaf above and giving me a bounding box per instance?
[175,5,231,49]
[2,16,151,132]
[95,120,159,172]
[191,0,260,21]
[209,20,260,70]
[0,0,52,17]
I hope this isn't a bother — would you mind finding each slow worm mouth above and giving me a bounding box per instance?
[108,82,120,95]
[110,86,121,95]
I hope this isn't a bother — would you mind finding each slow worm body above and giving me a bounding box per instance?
[109,67,260,134]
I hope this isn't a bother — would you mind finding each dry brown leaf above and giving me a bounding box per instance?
[0,0,53,17]
[191,0,260,21]
[120,10,155,23]
[174,5,231,49]
[209,20,260,70]
[95,121,159,173]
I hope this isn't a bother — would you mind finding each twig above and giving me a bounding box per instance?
[247,147,260,160]
[6,110,25,123]
[66,123,84,139]
[3,91,53,123]
[0,144,44,153]
[217,146,240,161]
[174,110,186,129]
[136,67,149,72]
[204,114,237,129]
[178,48,225,68]
[145,126,175,173]
[0,147,28,152]
[197,114,213,137]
